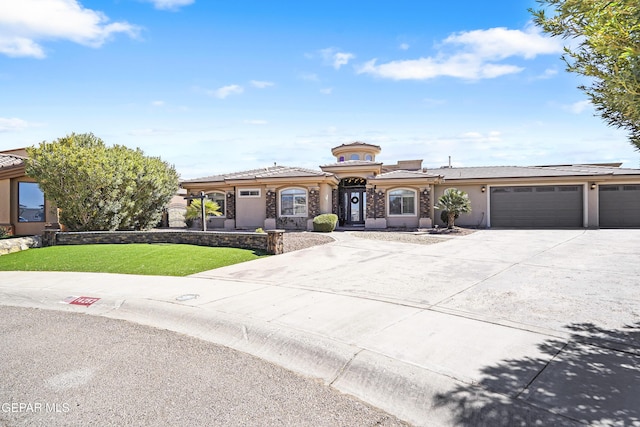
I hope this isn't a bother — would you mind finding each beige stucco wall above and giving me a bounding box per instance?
[0,179,10,224]
[379,185,421,229]
[386,215,419,228]
[433,184,488,228]
[235,186,266,229]
[11,177,57,236]
[319,183,333,214]
[585,184,598,228]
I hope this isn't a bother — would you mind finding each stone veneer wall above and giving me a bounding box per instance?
[374,189,386,218]
[331,189,338,215]
[308,188,320,218]
[366,188,375,218]
[420,190,430,219]
[265,189,276,219]
[226,192,236,219]
[0,235,42,256]
[43,230,284,255]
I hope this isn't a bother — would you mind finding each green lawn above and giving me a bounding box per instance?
[0,244,266,276]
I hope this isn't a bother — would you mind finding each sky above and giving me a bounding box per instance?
[1,0,639,179]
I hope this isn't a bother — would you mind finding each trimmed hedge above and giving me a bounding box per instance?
[312,214,338,232]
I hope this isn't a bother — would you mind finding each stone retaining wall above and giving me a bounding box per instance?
[0,236,42,256]
[42,230,285,255]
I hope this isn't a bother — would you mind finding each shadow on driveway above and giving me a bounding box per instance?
[435,322,640,426]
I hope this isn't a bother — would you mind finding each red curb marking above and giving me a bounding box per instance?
[68,296,100,306]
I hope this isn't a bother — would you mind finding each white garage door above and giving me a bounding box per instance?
[599,185,640,227]
[490,185,583,228]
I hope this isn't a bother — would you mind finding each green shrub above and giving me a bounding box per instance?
[312,214,338,232]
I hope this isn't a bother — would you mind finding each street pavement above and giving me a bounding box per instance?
[1,229,639,426]
[0,305,406,427]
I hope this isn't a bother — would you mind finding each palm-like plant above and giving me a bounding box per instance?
[435,188,471,229]
[185,199,222,221]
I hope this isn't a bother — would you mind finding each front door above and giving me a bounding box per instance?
[344,189,366,225]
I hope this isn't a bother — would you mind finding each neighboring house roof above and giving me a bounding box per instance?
[182,165,334,184]
[432,164,640,180]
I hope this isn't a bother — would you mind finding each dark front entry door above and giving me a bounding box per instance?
[344,189,366,225]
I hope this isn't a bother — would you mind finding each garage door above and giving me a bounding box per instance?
[599,184,640,227]
[490,185,583,227]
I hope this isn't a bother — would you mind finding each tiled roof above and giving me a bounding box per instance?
[182,165,334,183]
[0,153,25,170]
[432,164,640,180]
[332,141,382,150]
[373,169,441,180]
[321,160,382,167]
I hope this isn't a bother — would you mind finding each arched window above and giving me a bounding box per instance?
[388,189,416,216]
[350,154,360,160]
[207,192,226,217]
[339,156,345,162]
[280,188,307,217]
[365,154,373,161]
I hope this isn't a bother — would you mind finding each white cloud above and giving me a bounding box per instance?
[357,25,563,81]
[151,100,165,107]
[0,117,30,132]
[243,119,268,125]
[564,100,592,114]
[208,84,244,99]
[250,80,274,88]
[399,43,410,51]
[320,48,355,69]
[534,68,558,80]
[320,88,333,95]
[0,0,140,58]
[144,0,194,11]
[443,26,562,60]
[358,56,523,80]
[299,73,319,82]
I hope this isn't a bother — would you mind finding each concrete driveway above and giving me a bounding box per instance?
[2,229,640,426]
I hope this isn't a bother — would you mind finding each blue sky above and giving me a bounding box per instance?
[1,0,638,179]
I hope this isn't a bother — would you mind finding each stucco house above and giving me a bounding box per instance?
[0,148,58,236]
[181,141,640,230]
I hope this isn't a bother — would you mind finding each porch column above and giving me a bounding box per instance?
[306,187,320,230]
[224,191,236,230]
[264,188,277,230]
[365,186,387,229]
[419,186,432,228]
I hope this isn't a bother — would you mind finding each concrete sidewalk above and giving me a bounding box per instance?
[1,229,640,426]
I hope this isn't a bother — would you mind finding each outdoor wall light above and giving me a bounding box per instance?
[591,183,597,190]
[481,186,486,193]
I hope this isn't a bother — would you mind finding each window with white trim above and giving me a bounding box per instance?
[280,188,307,217]
[238,189,261,197]
[388,189,416,216]
[207,192,226,217]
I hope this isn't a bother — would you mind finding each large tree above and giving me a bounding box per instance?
[531,0,640,149]
[26,133,179,231]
